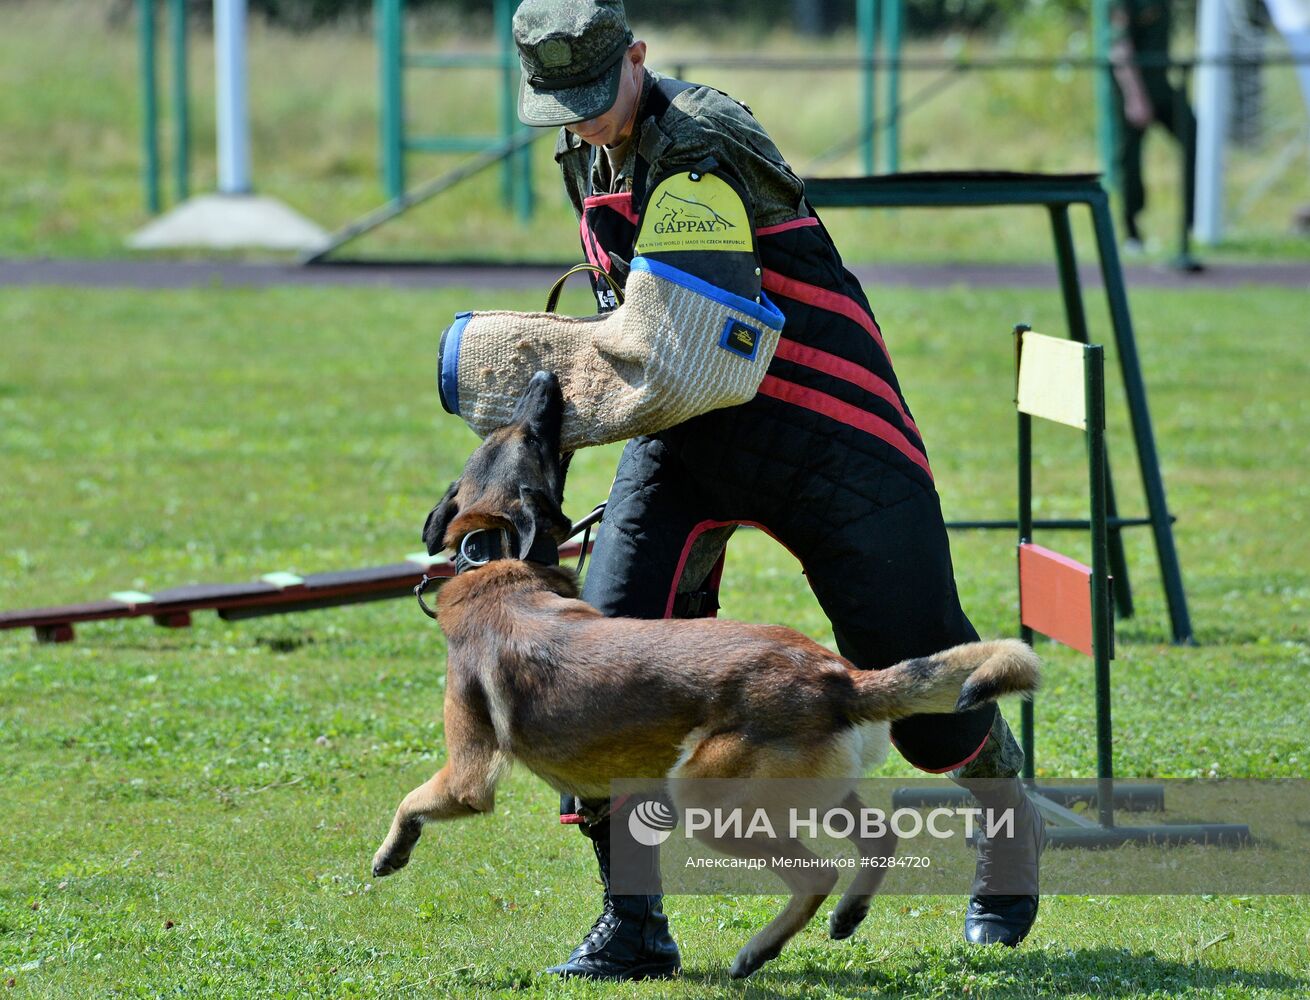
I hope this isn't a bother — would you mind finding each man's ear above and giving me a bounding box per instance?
[510,485,574,559]
[628,40,647,73]
[422,480,461,555]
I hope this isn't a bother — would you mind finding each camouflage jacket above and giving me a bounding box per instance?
[553,69,808,229]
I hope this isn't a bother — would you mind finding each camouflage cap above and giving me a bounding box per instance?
[513,0,634,127]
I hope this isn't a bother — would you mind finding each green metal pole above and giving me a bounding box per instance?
[857,0,877,175]
[1092,0,1119,191]
[170,0,189,203]
[1048,204,1135,619]
[880,0,902,173]
[1172,66,1201,271]
[499,0,533,220]
[495,0,517,213]
[1085,344,1115,828]
[1088,190,1194,644]
[1015,325,1036,786]
[139,0,161,214]
[378,0,406,200]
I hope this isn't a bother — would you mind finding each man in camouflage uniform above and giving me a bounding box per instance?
[491,0,1045,979]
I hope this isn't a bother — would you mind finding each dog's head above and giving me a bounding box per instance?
[423,371,574,560]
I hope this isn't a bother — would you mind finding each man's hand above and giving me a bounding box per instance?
[1111,38,1154,130]
[1124,92,1154,129]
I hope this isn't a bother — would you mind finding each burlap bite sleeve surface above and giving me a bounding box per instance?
[437,257,785,450]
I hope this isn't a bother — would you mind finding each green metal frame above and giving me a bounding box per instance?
[857,0,877,175]
[894,328,1243,849]
[1093,0,1118,193]
[856,0,904,174]
[804,171,1191,644]
[880,0,903,174]
[139,0,161,214]
[841,0,1161,253]
[1015,329,1116,823]
[136,0,191,213]
[137,0,192,214]
[170,0,190,203]
[1011,328,1247,847]
[378,0,405,201]
[303,126,541,264]
[376,0,533,219]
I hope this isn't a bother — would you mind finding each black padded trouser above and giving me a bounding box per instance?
[565,432,995,823]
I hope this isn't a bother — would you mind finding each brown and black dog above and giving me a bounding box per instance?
[372,371,1040,978]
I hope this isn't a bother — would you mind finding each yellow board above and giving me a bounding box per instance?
[1016,331,1089,430]
[635,172,753,255]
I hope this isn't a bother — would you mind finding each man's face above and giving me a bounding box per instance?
[566,42,646,147]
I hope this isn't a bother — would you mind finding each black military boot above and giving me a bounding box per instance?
[545,816,681,980]
[950,712,1046,947]
[956,775,1047,947]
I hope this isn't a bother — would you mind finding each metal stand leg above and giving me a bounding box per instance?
[1085,346,1116,828]
[1048,205,1135,619]
[1087,193,1195,644]
[1017,384,1037,784]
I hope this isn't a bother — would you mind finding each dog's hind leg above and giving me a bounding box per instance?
[669,733,838,977]
[828,791,897,941]
[695,834,837,980]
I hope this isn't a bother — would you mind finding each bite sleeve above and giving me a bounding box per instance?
[437,258,784,450]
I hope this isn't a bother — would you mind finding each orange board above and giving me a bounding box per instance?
[1018,542,1096,657]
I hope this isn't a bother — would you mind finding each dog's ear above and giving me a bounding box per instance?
[422,480,461,555]
[510,485,574,559]
[559,450,575,481]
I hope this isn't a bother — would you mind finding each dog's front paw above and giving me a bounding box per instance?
[728,940,780,980]
[372,819,423,878]
[727,951,756,980]
[371,847,410,878]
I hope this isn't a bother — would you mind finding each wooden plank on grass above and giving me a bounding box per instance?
[0,599,133,630]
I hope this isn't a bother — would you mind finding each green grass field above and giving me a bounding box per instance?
[4,0,1310,994]
[2,281,1308,997]
[3,0,1309,263]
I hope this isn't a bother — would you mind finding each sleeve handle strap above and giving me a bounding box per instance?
[544,263,625,314]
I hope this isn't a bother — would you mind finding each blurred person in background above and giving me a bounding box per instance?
[1111,0,1198,251]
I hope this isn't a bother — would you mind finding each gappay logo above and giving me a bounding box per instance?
[635,172,752,254]
[651,190,736,234]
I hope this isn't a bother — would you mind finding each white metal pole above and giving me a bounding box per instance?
[214,0,252,194]
[1194,0,1231,243]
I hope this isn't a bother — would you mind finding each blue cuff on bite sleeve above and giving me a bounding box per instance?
[628,257,785,330]
[437,312,471,416]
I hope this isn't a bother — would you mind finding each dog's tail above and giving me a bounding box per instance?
[848,639,1040,722]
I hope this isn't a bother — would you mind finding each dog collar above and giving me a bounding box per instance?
[453,528,512,573]
[452,527,561,574]
[415,526,562,619]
